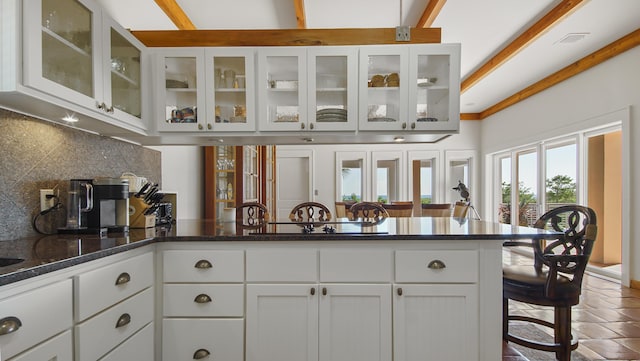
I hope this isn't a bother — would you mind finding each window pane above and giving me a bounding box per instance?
[376,159,398,203]
[517,151,538,226]
[545,143,577,212]
[499,157,511,224]
[420,160,433,204]
[341,160,362,202]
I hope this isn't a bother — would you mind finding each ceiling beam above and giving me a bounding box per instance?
[154,0,196,30]
[416,0,447,28]
[132,28,441,47]
[479,27,640,119]
[293,0,307,29]
[460,0,584,93]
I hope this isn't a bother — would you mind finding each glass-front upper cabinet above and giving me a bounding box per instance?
[103,16,145,123]
[157,48,205,132]
[408,44,460,132]
[257,47,307,131]
[358,46,409,131]
[307,47,358,131]
[23,0,147,128]
[24,0,101,108]
[205,48,255,132]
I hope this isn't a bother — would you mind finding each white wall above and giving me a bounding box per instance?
[148,145,203,220]
[480,47,640,285]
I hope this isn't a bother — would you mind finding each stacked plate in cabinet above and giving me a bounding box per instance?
[316,108,347,123]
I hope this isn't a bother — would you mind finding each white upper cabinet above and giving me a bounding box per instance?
[407,44,460,132]
[21,0,147,132]
[359,44,460,133]
[358,46,409,131]
[257,47,308,131]
[155,48,205,132]
[307,47,358,131]
[205,47,256,132]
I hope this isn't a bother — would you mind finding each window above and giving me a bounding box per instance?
[341,159,363,202]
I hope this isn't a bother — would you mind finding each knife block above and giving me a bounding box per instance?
[129,196,156,228]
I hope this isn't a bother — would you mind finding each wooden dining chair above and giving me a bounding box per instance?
[503,205,597,361]
[421,203,453,217]
[349,202,389,223]
[289,202,332,223]
[236,202,269,228]
[382,202,413,217]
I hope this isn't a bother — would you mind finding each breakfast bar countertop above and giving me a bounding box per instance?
[0,217,559,286]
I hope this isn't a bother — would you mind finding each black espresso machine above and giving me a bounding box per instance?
[59,177,129,235]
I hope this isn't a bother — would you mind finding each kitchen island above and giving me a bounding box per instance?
[0,217,559,361]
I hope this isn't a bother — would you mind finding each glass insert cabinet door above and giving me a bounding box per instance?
[307,47,358,131]
[358,46,409,131]
[408,44,461,132]
[205,48,256,132]
[158,49,205,132]
[23,0,101,108]
[105,19,143,120]
[257,47,307,131]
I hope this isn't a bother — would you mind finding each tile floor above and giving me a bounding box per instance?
[502,249,640,361]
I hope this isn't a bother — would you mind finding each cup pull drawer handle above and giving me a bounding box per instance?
[115,313,131,328]
[115,272,131,285]
[428,260,446,269]
[193,348,210,359]
[0,316,22,336]
[194,260,212,269]
[194,294,212,303]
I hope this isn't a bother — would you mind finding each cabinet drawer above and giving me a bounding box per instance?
[75,287,154,361]
[164,284,244,317]
[246,249,317,282]
[5,329,72,361]
[0,279,72,360]
[75,252,154,321]
[320,249,393,282]
[163,319,244,361]
[100,322,154,361]
[395,250,478,283]
[163,250,244,282]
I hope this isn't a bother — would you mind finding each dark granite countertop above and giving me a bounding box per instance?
[0,217,558,286]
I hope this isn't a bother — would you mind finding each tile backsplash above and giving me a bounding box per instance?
[0,109,161,241]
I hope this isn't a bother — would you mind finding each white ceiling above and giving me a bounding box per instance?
[96,0,640,114]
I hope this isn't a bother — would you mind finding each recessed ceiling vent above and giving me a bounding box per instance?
[556,32,590,44]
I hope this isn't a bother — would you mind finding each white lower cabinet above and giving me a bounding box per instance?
[0,279,72,360]
[246,247,395,361]
[100,322,154,361]
[6,330,72,361]
[162,319,244,360]
[75,287,154,360]
[393,284,478,361]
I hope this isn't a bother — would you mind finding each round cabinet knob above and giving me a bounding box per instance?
[310,287,316,296]
[0,316,22,336]
[411,122,416,129]
[194,260,212,269]
[207,123,212,130]
[198,124,203,130]
[115,272,131,286]
[96,102,105,110]
[301,123,306,130]
[402,122,407,129]
[322,287,327,296]
[397,287,403,296]
[309,123,314,130]
[193,348,210,359]
[427,259,446,269]
[106,105,115,114]
[194,294,212,303]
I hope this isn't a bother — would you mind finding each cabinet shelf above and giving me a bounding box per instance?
[111,69,139,87]
[316,87,347,92]
[42,27,91,58]
[215,88,246,93]
[166,88,197,93]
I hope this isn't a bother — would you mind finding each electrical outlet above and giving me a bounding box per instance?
[395,26,410,42]
[40,189,55,212]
